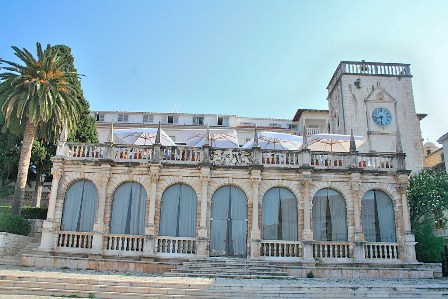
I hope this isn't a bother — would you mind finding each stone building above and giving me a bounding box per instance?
[31,61,437,277]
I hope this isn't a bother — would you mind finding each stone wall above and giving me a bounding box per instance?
[0,232,33,256]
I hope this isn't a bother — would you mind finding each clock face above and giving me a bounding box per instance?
[372,107,392,127]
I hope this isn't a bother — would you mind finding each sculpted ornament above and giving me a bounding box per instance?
[211,149,252,166]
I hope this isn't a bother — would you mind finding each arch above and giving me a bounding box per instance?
[61,179,98,232]
[110,182,147,235]
[261,187,298,241]
[312,188,347,241]
[362,190,397,242]
[210,185,248,257]
[159,184,198,237]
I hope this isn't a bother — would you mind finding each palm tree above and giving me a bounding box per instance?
[0,42,82,215]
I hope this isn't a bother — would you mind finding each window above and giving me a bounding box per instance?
[312,188,347,241]
[143,114,153,123]
[110,182,147,235]
[61,180,98,232]
[159,184,197,237]
[362,190,396,242]
[269,123,282,128]
[96,114,105,122]
[118,114,129,122]
[240,122,256,127]
[218,117,229,126]
[262,188,298,241]
[167,116,178,124]
[193,116,204,125]
[288,124,297,130]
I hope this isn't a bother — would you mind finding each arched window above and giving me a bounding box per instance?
[159,184,197,237]
[362,190,396,242]
[61,180,98,232]
[210,186,247,257]
[110,182,147,235]
[312,188,347,241]
[262,187,298,241]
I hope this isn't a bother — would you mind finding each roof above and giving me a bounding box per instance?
[292,109,329,121]
[438,132,448,144]
[417,113,428,121]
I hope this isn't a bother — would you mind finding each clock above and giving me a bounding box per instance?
[372,107,392,127]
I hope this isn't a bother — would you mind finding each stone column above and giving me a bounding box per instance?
[397,177,417,262]
[250,170,261,259]
[143,166,160,257]
[301,174,315,263]
[39,164,63,252]
[197,167,210,257]
[91,168,110,254]
[350,173,365,261]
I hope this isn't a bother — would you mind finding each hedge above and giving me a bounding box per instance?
[0,211,31,236]
[0,206,48,220]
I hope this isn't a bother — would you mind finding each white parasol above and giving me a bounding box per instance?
[308,133,366,152]
[243,131,303,150]
[113,128,176,146]
[180,128,239,148]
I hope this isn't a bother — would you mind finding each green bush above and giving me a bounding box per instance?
[0,206,47,219]
[21,207,48,219]
[413,217,445,263]
[0,211,31,236]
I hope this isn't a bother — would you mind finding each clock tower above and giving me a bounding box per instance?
[327,61,424,172]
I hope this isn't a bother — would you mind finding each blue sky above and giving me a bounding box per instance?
[1,0,447,142]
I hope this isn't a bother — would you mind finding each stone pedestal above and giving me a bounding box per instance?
[39,220,56,252]
[91,223,104,254]
[250,229,261,259]
[196,226,208,257]
[402,232,418,263]
[143,235,155,257]
[302,240,315,264]
[353,240,366,262]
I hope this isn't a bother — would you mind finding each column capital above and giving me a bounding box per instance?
[100,171,110,184]
[396,181,409,194]
[300,179,311,189]
[150,173,160,183]
[350,179,361,191]
[250,177,261,187]
[51,169,63,180]
[200,175,211,183]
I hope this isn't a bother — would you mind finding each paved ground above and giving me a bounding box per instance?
[1,265,448,298]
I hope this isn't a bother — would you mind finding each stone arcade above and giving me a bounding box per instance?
[27,61,439,278]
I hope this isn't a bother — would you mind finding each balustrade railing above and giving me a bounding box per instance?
[162,147,202,163]
[328,61,411,92]
[112,145,153,162]
[66,144,106,159]
[364,242,399,260]
[57,232,93,249]
[60,143,401,171]
[104,234,144,252]
[312,241,351,259]
[156,237,196,254]
[260,240,300,257]
[310,152,347,168]
[358,154,395,170]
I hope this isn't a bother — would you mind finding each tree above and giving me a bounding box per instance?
[53,45,97,143]
[0,42,83,215]
[408,170,448,262]
[408,170,448,226]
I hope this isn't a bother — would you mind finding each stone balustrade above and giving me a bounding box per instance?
[327,61,412,92]
[312,241,351,259]
[156,237,196,255]
[57,232,93,249]
[260,240,301,258]
[58,142,401,171]
[104,234,144,253]
[364,242,399,260]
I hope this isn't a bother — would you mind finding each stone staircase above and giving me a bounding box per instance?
[1,267,448,298]
[165,258,293,279]
[0,238,40,266]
